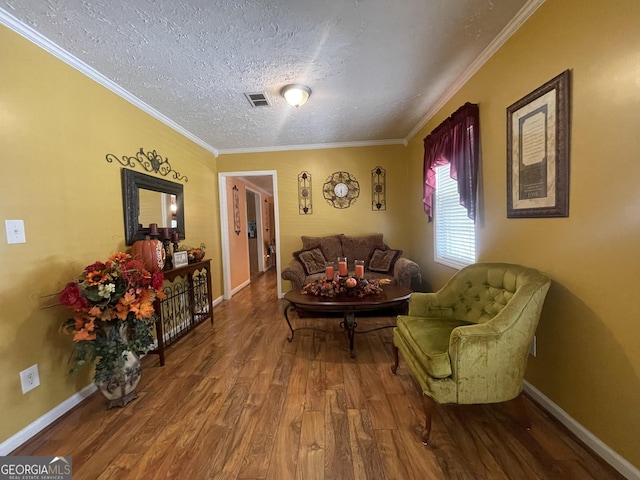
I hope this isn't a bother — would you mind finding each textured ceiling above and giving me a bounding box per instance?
[1,0,533,154]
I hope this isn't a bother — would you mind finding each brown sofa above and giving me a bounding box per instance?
[281,233,421,291]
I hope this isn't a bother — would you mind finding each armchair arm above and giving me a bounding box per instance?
[447,319,526,403]
[407,292,454,318]
[281,260,306,291]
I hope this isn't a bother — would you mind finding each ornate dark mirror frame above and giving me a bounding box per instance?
[122,169,185,245]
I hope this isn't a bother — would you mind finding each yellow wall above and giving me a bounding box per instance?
[216,144,411,292]
[0,25,221,444]
[406,0,640,468]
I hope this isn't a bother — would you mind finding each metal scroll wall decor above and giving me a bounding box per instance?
[298,171,313,215]
[264,199,270,231]
[232,185,241,235]
[106,148,188,182]
[371,166,386,210]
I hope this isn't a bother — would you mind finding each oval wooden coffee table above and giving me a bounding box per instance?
[284,285,411,357]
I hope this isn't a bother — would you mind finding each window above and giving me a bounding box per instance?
[434,163,476,269]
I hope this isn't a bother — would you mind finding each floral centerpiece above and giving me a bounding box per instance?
[59,252,165,391]
[178,242,206,264]
[301,275,391,298]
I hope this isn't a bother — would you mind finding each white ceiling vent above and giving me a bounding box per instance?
[244,92,271,107]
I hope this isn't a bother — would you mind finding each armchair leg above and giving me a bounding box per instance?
[506,392,531,430]
[421,394,436,445]
[391,344,399,375]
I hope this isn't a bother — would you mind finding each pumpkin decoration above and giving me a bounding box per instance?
[131,238,165,272]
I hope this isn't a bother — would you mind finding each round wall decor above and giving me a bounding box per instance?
[323,171,360,209]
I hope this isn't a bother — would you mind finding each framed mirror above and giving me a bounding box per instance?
[122,169,185,245]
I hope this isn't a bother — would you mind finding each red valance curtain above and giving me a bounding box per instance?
[423,102,480,221]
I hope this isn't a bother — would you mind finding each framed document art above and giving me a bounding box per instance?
[507,70,571,218]
[232,185,241,235]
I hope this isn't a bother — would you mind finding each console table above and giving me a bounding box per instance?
[149,259,213,365]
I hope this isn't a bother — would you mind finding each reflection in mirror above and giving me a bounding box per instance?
[138,190,177,228]
[122,169,185,245]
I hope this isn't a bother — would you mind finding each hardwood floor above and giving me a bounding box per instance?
[14,269,626,479]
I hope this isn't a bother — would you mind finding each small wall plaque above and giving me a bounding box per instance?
[372,166,386,210]
[298,171,312,215]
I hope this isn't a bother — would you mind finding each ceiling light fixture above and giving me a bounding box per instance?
[281,84,312,108]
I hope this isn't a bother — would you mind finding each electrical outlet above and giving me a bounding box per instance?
[529,336,537,357]
[20,364,40,394]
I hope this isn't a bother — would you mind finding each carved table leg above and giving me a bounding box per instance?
[284,303,295,342]
[343,311,357,358]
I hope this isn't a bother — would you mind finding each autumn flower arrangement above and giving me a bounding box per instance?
[301,275,391,298]
[178,242,206,264]
[59,252,165,384]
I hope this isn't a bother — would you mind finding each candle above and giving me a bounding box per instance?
[355,260,364,279]
[160,227,170,239]
[338,257,348,276]
[149,223,158,235]
[325,262,335,280]
[171,231,179,243]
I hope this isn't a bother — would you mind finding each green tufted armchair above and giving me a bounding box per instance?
[391,263,551,444]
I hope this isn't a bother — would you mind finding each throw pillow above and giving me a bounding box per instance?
[294,246,327,275]
[368,248,402,274]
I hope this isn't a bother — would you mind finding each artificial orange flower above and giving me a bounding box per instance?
[73,328,96,341]
[84,318,96,332]
[120,290,137,305]
[136,301,155,319]
[109,252,131,263]
[85,270,110,286]
[74,316,86,331]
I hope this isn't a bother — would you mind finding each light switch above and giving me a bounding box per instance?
[5,220,26,244]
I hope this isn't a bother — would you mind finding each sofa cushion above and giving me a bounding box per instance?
[396,316,474,378]
[294,247,327,275]
[301,234,344,263]
[340,234,385,268]
[368,248,402,274]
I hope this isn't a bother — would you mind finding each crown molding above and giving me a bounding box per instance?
[1,0,545,159]
[217,138,406,156]
[405,0,546,143]
[0,7,219,158]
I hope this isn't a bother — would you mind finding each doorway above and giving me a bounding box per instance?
[218,170,282,300]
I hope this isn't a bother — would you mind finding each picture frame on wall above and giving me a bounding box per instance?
[506,69,571,218]
[232,185,241,235]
